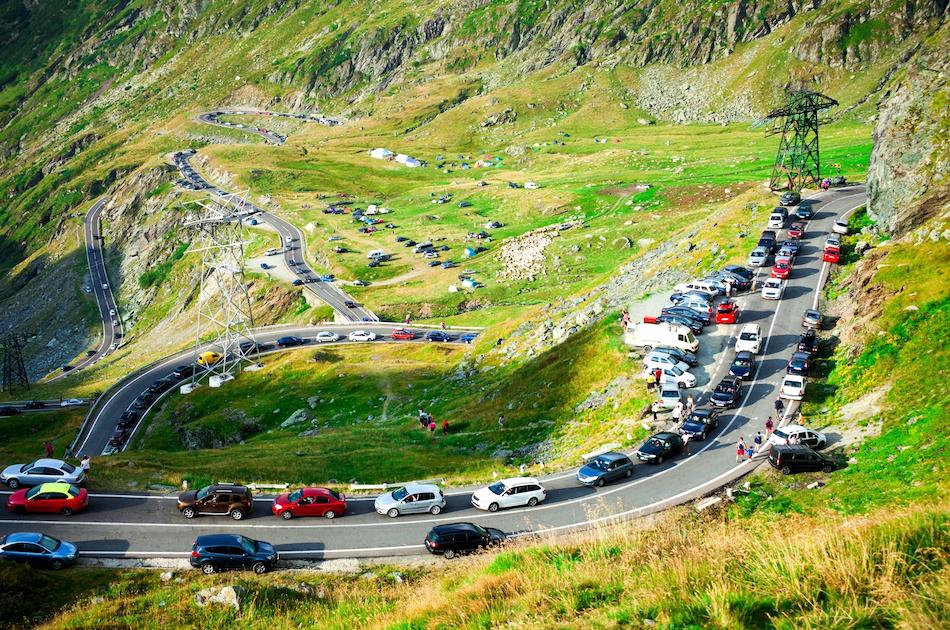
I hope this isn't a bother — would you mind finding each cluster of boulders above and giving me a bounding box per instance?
[497,227,559,281]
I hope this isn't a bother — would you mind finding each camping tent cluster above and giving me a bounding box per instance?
[369,148,421,167]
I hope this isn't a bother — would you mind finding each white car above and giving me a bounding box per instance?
[675,299,713,316]
[657,383,682,410]
[348,330,377,342]
[768,424,827,449]
[524,182,540,190]
[673,280,720,297]
[657,364,696,389]
[109,309,116,316]
[825,235,841,250]
[734,324,762,354]
[60,398,83,407]
[315,331,340,343]
[109,342,118,351]
[423,251,439,259]
[780,374,806,400]
[101,283,109,290]
[471,477,546,512]
[643,352,689,373]
[832,219,849,235]
[761,278,785,300]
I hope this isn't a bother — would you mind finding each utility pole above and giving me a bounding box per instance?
[757,90,838,192]
[1,333,30,393]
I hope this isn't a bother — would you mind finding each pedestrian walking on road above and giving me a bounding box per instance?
[765,416,774,436]
[498,414,505,429]
[753,431,763,452]
[672,401,684,422]
[651,401,660,423]
[774,397,785,417]
[442,419,449,435]
[43,441,54,458]
[746,443,755,460]
[682,433,692,456]
[686,395,695,415]
[736,438,746,463]
[405,314,411,325]
[80,455,91,475]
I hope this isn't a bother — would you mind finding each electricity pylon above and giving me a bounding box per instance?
[1,333,30,392]
[758,90,838,192]
[185,190,260,385]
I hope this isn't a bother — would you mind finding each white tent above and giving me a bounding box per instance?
[370,148,393,159]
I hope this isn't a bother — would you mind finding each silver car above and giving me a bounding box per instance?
[1,459,85,489]
[374,483,445,518]
[747,246,769,267]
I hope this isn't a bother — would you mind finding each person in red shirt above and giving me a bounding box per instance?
[442,420,449,435]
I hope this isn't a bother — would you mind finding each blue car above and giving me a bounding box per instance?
[0,532,78,569]
[426,331,452,342]
[460,332,478,344]
[576,452,634,487]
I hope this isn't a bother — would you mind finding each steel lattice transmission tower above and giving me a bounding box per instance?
[1,333,30,392]
[185,190,261,387]
[759,90,838,192]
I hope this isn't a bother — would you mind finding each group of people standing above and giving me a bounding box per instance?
[417,409,449,435]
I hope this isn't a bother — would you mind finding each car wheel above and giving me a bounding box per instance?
[822,464,833,473]
[527,497,539,507]
[429,505,441,515]
[444,549,456,560]
[252,562,268,575]
[700,431,708,441]
[625,469,632,478]
[324,510,336,519]
[596,478,605,488]
[488,503,499,513]
[61,507,73,516]
[387,508,399,518]
[657,456,664,465]
[6,478,19,489]
[781,466,792,475]
[201,563,215,575]
[642,345,653,353]
[13,506,25,515]
[281,510,293,520]
[182,507,197,519]
[50,559,64,570]
[229,509,245,521]
[678,382,686,389]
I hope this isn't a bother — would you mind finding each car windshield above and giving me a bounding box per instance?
[196,486,212,501]
[239,537,256,554]
[649,438,665,448]
[391,487,409,501]
[20,463,32,473]
[288,489,303,503]
[668,366,683,376]
[739,332,756,340]
[588,458,608,471]
[60,463,76,473]
[39,535,60,552]
[68,485,80,496]
[488,482,506,495]
[26,486,43,499]
[733,358,751,367]
[773,429,788,440]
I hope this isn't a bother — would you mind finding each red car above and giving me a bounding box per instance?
[271,487,346,520]
[823,248,840,264]
[715,301,740,324]
[787,223,805,239]
[771,262,792,279]
[390,328,416,340]
[7,482,88,516]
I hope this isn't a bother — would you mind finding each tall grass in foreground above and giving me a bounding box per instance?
[16,503,946,629]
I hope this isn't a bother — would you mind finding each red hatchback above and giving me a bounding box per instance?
[7,482,88,516]
[823,248,840,264]
[390,328,416,340]
[787,223,805,239]
[271,487,346,520]
[771,262,792,279]
[715,301,740,324]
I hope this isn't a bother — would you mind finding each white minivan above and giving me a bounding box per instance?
[673,280,721,297]
[625,323,699,353]
[367,249,387,260]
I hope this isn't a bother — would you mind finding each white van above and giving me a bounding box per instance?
[673,280,721,297]
[735,324,762,354]
[625,323,699,353]
[366,249,387,260]
[768,208,788,228]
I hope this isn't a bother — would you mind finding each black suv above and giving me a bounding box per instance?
[636,432,685,464]
[768,445,836,475]
[678,408,720,441]
[798,330,819,356]
[178,484,253,520]
[424,523,506,559]
[190,534,278,574]
[130,392,155,410]
[710,376,742,408]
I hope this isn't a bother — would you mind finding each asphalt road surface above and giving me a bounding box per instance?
[196,109,341,145]
[0,186,867,560]
[47,198,122,382]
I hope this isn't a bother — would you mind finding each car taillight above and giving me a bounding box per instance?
[191,550,199,558]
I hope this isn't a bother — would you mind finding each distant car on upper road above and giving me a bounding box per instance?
[197,351,222,366]
[460,332,478,344]
[780,191,801,206]
[315,331,339,343]
[348,330,377,342]
[59,398,83,407]
[0,532,78,569]
[425,331,452,342]
[7,482,88,516]
[0,406,19,416]
[276,335,305,347]
[636,432,684,464]
[271,487,346,520]
[390,328,416,340]
[576,452,634,487]
[1,459,85,489]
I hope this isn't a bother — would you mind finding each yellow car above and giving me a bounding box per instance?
[197,351,223,366]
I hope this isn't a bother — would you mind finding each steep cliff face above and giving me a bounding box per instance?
[866,22,949,235]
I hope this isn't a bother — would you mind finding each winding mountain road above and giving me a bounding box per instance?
[3,185,867,560]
